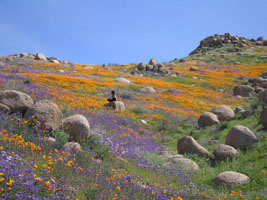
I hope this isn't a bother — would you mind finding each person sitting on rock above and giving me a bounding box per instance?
[107,90,117,103]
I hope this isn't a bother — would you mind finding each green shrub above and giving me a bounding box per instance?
[49,128,70,147]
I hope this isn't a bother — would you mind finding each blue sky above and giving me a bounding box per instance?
[0,0,266,64]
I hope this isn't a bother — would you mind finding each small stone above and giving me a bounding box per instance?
[140,120,148,125]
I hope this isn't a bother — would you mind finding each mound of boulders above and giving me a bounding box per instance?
[198,105,235,127]
[177,136,210,158]
[225,125,257,149]
[233,71,267,98]
[0,90,94,152]
[213,171,250,187]
[190,33,267,55]
[2,52,70,65]
[131,58,170,76]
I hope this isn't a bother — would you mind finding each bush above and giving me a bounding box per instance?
[49,128,70,147]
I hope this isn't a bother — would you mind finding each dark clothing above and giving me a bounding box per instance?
[107,97,117,102]
[107,93,117,103]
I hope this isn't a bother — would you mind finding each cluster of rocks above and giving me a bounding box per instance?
[234,71,267,99]
[190,33,267,55]
[0,90,91,152]
[233,71,267,128]
[174,123,257,187]
[174,75,267,187]
[131,58,170,76]
[198,105,235,127]
[198,86,267,127]
[0,52,70,65]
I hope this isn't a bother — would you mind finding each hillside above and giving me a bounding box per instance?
[0,33,266,200]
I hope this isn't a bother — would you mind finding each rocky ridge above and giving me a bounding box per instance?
[0,52,71,65]
[190,33,267,55]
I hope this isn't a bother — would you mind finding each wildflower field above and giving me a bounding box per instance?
[0,45,266,199]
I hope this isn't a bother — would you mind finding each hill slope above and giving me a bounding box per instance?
[0,34,266,199]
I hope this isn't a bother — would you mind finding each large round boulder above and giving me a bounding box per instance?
[164,155,199,171]
[213,144,239,161]
[198,112,219,127]
[25,99,63,132]
[177,136,210,158]
[233,85,256,97]
[225,125,257,149]
[213,171,250,187]
[63,114,90,142]
[260,108,267,129]
[0,90,33,114]
[211,105,235,121]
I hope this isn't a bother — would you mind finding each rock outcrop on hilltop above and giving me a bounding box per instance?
[131,58,170,76]
[190,33,267,55]
[0,52,71,64]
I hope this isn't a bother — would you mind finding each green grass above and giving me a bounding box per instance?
[153,104,267,199]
